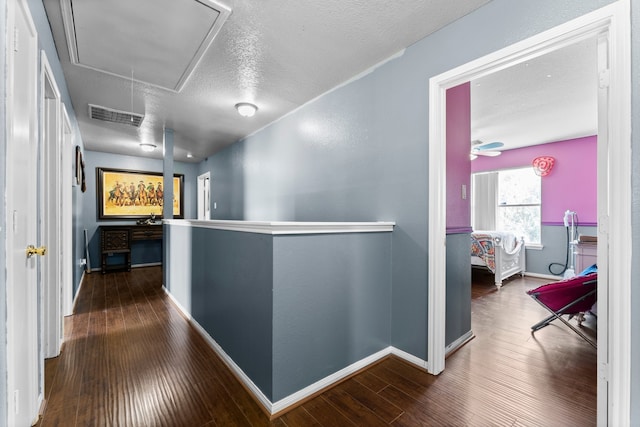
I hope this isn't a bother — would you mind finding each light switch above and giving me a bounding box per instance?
[461,184,467,200]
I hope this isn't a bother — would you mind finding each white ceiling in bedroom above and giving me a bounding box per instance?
[471,37,598,151]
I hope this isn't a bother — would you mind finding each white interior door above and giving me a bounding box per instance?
[6,0,41,424]
[41,52,63,359]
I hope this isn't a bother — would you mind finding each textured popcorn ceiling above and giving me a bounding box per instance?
[44,0,500,161]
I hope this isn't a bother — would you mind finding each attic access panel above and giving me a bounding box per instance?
[61,0,231,92]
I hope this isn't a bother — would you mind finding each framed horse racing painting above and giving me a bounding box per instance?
[96,167,184,219]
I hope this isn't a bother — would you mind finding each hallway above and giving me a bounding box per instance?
[38,267,596,426]
[38,267,275,426]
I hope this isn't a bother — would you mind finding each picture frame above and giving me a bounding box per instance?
[96,167,184,220]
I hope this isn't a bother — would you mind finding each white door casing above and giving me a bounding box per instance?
[427,1,631,426]
[41,50,63,359]
[6,0,41,424]
[197,171,211,220]
[61,104,74,317]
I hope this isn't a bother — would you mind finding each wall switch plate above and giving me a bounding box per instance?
[461,184,467,200]
[213,202,217,209]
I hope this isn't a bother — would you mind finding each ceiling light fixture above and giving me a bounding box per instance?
[140,143,157,152]
[235,102,258,117]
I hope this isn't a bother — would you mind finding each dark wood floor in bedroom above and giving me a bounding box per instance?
[37,267,597,426]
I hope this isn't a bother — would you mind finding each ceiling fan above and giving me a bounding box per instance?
[470,140,504,160]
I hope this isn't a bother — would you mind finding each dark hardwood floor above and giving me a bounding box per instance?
[37,267,596,426]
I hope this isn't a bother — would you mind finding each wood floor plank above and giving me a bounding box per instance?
[380,385,475,426]
[338,378,404,423]
[191,374,253,427]
[352,370,390,393]
[279,406,323,426]
[302,396,357,426]
[322,387,389,426]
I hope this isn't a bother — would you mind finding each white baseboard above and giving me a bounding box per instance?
[185,311,274,413]
[390,346,429,370]
[164,287,430,415]
[524,271,561,281]
[271,347,392,414]
[132,262,162,268]
[163,287,191,320]
[71,271,86,313]
[90,262,162,273]
[163,287,273,413]
[445,330,474,356]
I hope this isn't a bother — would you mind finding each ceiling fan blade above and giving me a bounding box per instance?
[470,140,503,160]
[475,141,504,151]
[477,150,502,157]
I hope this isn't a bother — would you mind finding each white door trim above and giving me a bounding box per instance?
[427,1,630,425]
[197,171,211,220]
[40,50,63,359]
[61,104,74,318]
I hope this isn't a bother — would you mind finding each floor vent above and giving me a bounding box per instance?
[88,104,144,127]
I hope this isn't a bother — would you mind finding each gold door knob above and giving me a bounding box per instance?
[26,245,47,258]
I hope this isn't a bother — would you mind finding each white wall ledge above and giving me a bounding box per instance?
[163,219,395,235]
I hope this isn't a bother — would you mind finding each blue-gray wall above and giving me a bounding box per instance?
[272,233,391,401]
[527,225,598,276]
[164,223,393,402]
[446,234,472,347]
[199,0,623,363]
[190,228,274,399]
[164,225,271,395]
[82,150,198,271]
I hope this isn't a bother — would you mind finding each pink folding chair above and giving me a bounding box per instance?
[526,273,597,348]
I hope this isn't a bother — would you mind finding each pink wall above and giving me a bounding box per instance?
[446,82,471,232]
[471,136,597,226]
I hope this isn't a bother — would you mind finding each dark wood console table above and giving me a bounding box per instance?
[100,224,163,273]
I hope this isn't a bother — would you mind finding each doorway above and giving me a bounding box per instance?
[427,2,631,426]
[197,171,211,220]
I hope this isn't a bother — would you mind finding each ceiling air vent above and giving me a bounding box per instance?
[88,104,144,127]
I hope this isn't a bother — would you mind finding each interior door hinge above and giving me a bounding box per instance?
[599,69,610,88]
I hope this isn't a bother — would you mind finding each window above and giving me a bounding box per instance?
[496,167,541,243]
[472,167,541,244]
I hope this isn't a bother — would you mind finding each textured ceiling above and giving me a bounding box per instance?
[43,0,491,162]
